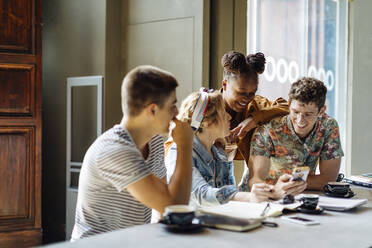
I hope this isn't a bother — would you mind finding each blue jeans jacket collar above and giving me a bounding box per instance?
[193,135,213,165]
[193,135,229,164]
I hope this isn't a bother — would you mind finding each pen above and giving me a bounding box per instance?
[260,203,278,228]
[260,203,270,217]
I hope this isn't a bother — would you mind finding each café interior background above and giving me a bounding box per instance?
[41,0,372,243]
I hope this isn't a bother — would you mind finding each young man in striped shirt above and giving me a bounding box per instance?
[71,65,193,240]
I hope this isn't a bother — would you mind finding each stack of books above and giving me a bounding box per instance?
[343,173,372,188]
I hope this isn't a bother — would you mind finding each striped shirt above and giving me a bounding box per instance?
[71,125,166,241]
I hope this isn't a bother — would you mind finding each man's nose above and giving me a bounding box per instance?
[297,113,305,122]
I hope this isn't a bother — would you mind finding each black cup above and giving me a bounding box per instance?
[323,182,350,196]
[336,173,345,182]
[163,205,195,226]
[300,194,319,210]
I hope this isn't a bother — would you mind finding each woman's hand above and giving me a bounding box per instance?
[249,183,274,203]
[230,116,257,141]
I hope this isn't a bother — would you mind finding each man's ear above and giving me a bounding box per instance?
[146,103,158,118]
[222,80,227,91]
[318,105,326,116]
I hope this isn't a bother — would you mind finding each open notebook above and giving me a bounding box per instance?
[199,201,301,220]
[197,201,300,231]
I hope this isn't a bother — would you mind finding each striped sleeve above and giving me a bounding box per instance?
[96,144,151,192]
[149,135,167,179]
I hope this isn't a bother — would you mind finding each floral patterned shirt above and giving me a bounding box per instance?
[250,114,344,184]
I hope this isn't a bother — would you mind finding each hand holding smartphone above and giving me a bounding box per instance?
[291,166,310,182]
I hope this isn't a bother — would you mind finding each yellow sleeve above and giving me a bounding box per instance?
[248,95,289,125]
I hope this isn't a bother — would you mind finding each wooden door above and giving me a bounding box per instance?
[122,0,210,106]
[0,0,42,247]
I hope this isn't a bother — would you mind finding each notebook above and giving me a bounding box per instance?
[199,201,301,220]
[196,214,262,232]
[343,175,372,188]
[318,196,368,211]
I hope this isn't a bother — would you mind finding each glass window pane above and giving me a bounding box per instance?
[253,0,306,100]
[247,0,348,173]
[307,0,337,118]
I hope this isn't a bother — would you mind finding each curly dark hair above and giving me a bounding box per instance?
[221,51,266,83]
[289,77,327,110]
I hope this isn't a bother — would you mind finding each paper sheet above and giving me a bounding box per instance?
[318,196,368,211]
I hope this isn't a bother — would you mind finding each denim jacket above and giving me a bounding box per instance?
[165,136,238,206]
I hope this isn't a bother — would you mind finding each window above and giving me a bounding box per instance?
[247,0,348,172]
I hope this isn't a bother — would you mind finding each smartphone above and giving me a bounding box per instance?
[281,215,319,226]
[291,166,310,182]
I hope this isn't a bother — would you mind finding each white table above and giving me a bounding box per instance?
[43,186,372,248]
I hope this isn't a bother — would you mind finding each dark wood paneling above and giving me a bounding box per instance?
[0,64,35,116]
[0,230,42,248]
[0,53,36,64]
[0,0,42,246]
[0,127,35,232]
[0,0,34,53]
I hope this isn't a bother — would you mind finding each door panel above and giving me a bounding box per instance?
[0,0,34,53]
[123,0,210,105]
[0,127,35,231]
[127,18,194,106]
[0,64,35,116]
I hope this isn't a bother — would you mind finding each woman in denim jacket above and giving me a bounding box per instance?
[165,90,273,206]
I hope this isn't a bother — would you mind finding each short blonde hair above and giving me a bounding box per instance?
[178,91,225,133]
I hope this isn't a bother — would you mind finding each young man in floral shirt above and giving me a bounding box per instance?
[244,77,344,199]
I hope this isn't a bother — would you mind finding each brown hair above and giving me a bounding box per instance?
[221,51,266,83]
[177,91,224,133]
[289,77,327,110]
[121,65,178,116]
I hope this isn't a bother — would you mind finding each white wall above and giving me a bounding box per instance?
[347,0,372,175]
[42,0,106,241]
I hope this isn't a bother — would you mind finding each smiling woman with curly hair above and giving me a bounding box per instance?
[219,51,289,191]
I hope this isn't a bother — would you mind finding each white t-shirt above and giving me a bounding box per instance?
[71,125,166,241]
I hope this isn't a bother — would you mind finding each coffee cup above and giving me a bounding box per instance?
[300,194,319,210]
[323,182,350,196]
[163,205,195,226]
